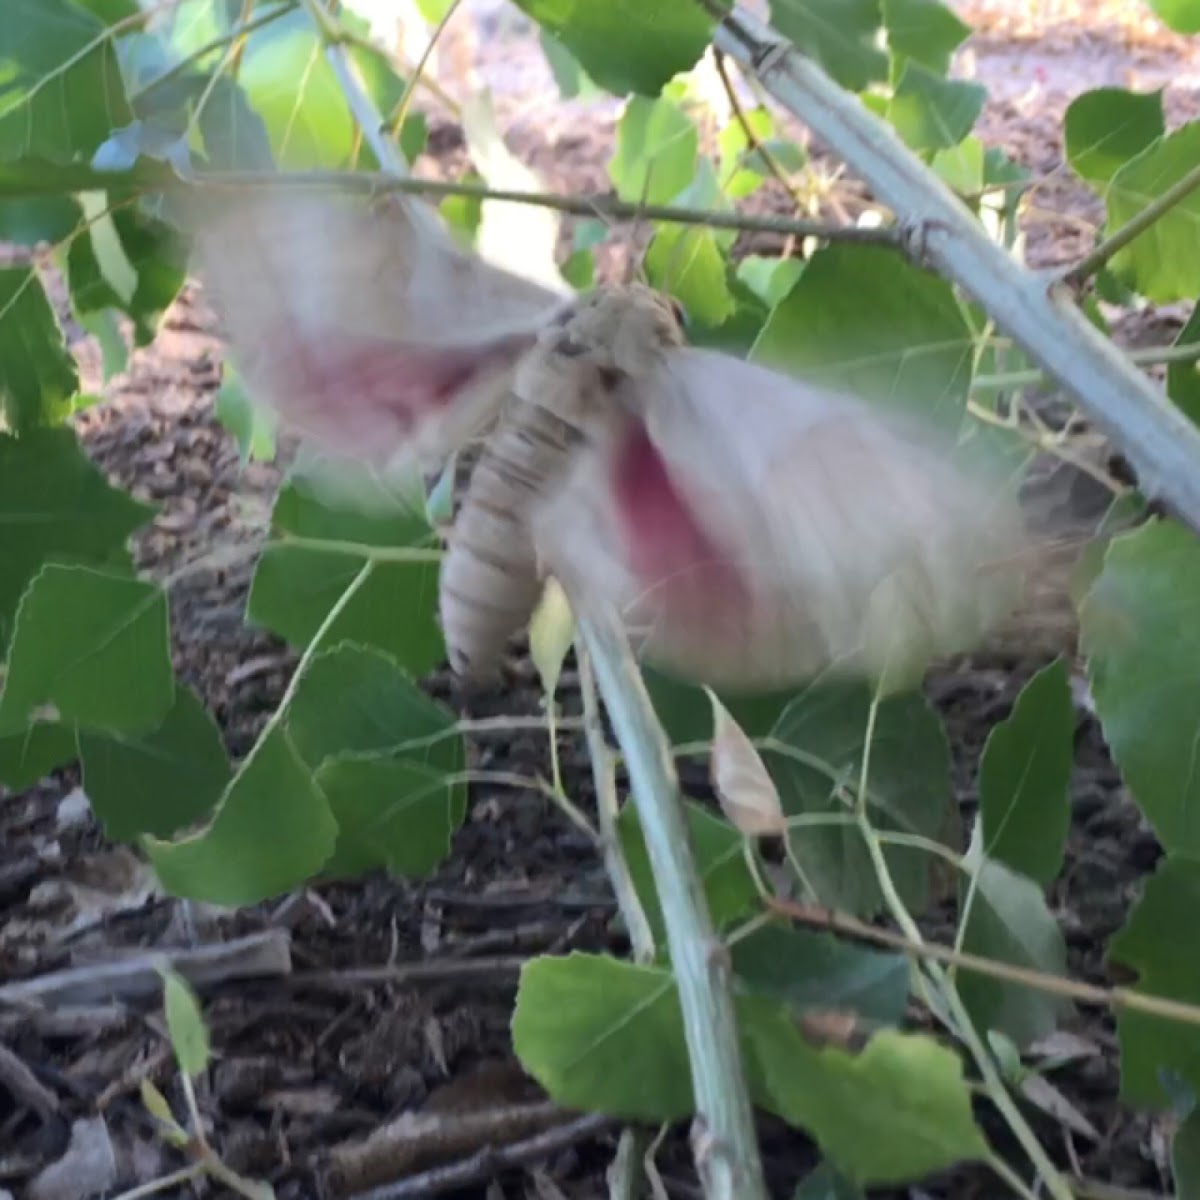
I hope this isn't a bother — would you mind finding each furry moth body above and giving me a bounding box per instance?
[187,186,1028,692]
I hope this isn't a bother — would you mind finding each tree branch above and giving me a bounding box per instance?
[706,3,1200,535]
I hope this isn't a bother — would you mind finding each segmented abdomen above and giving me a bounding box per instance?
[439,397,584,679]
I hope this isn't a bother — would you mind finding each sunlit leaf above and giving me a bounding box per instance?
[1107,122,1200,303]
[1064,87,1165,188]
[530,577,575,698]
[644,225,736,328]
[215,365,277,463]
[1145,0,1200,33]
[887,60,985,151]
[609,96,698,205]
[160,967,210,1078]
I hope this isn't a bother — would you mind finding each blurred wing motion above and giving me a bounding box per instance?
[184,186,565,468]
[530,289,1027,690]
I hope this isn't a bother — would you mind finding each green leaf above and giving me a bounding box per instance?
[643,666,796,745]
[752,243,973,433]
[65,198,187,346]
[77,308,129,382]
[718,107,778,199]
[0,722,78,788]
[769,0,888,93]
[1064,87,1165,188]
[510,0,715,96]
[644,226,736,328]
[1080,519,1200,855]
[766,683,953,916]
[1106,122,1200,303]
[160,967,210,1078]
[286,643,460,768]
[79,686,231,841]
[560,247,595,290]
[932,134,984,194]
[247,474,443,677]
[957,848,1071,1047]
[1146,0,1200,33]
[0,427,152,653]
[146,725,338,905]
[887,60,985,151]
[539,29,601,100]
[793,1163,867,1200]
[618,799,759,944]
[1108,855,1200,1106]
[882,0,971,74]
[0,193,81,245]
[0,0,134,162]
[731,923,909,1025]
[215,365,277,463]
[1174,1106,1200,1199]
[745,1013,990,1183]
[192,77,276,171]
[139,1078,184,1142]
[514,953,694,1119]
[609,96,698,205]
[736,256,806,308]
[1168,302,1200,428]
[978,657,1073,886]
[0,267,79,431]
[0,565,173,737]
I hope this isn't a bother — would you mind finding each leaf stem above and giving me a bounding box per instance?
[185,169,901,243]
[579,608,769,1200]
[973,340,1200,392]
[1066,159,1200,287]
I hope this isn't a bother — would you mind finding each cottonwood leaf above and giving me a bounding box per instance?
[0,267,79,432]
[769,0,888,92]
[886,61,985,151]
[160,967,210,1078]
[1080,519,1200,855]
[1168,302,1200,428]
[707,688,786,836]
[529,577,575,698]
[609,96,698,205]
[0,723,78,789]
[793,1163,867,1200]
[978,657,1073,886]
[1108,855,1200,1107]
[1064,87,1165,187]
[1146,0,1200,33]
[0,565,173,738]
[883,0,971,74]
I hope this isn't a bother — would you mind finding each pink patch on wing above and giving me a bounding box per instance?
[610,417,749,632]
[262,322,532,439]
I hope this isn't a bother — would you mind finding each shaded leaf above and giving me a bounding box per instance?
[1168,302,1200,428]
[793,1163,866,1200]
[736,255,805,308]
[1174,1106,1200,1199]
[1080,519,1200,855]
[247,473,443,677]
[0,267,79,431]
[215,365,277,464]
[887,60,985,152]
[511,0,715,96]
[769,0,888,92]
[79,686,231,841]
[731,923,909,1025]
[752,243,973,433]
[0,565,173,737]
[619,799,759,944]
[957,846,1071,1047]
[643,665,795,746]
[1108,855,1200,1107]
[765,683,953,917]
[0,193,80,246]
[147,726,338,905]
[0,427,152,654]
[0,722,78,789]
[1107,123,1200,303]
[978,657,1073,886]
[1064,87,1165,188]
[539,29,601,100]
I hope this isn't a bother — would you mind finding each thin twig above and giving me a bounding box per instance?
[1066,160,1200,287]
[289,955,527,991]
[765,894,1200,1030]
[973,340,1200,392]
[184,169,901,243]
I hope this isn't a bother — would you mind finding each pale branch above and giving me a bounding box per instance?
[1066,159,1200,287]
[706,3,1200,536]
[579,608,769,1200]
[187,169,901,244]
[300,10,770,1198]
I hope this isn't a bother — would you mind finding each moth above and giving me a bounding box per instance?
[186,186,1028,692]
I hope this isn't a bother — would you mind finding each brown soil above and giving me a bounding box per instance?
[2,4,1198,1198]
